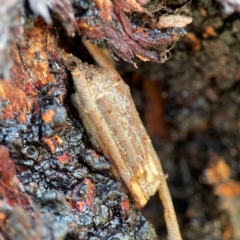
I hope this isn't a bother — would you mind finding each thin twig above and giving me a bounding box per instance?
[82,38,120,81]
[159,181,182,240]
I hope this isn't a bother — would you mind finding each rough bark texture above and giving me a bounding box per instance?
[2,0,240,239]
[0,0,191,78]
[0,20,158,240]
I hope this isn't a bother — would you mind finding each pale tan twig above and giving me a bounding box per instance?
[159,180,182,240]
[82,39,120,82]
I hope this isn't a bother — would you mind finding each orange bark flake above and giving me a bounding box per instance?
[205,152,240,198]
[10,45,31,89]
[205,156,230,185]
[0,146,16,187]
[200,8,208,18]
[70,179,96,211]
[93,0,113,20]
[203,26,217,38]
[42,109,56,123]
[42,137,55,153]
[93,0,151,21]
[214,180,240,197]
[23,82,38,96]
[186,33,201,51]
[1,20,60,125]
[0,147,31,207]
[0,212,6,222]
[84,179,96,207]
[0,81,29,123]
[75,201,88,212]
[135,54,150,62]
[20,20,56,87]
[56,153,72,165]
[42,135,63,153]
[222,225,233,240]
[120,197,130,219]
[9,44,40,116]
[205,26,217,37]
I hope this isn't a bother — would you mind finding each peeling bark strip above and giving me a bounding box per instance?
[80,40,182,240]
[0,0,192,78]
[63,42,182,238]
[64,53,163,207]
